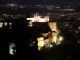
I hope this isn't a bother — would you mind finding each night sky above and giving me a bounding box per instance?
[0,0,80,5]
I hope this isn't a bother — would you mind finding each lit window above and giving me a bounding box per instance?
[0,22,3,28]
[28,21,33,27]
[9,23,12,26]
[4,22,7,26]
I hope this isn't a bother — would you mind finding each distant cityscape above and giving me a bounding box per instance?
[0,2,80,60]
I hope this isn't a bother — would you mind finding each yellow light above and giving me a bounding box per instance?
[44,40,51,48]
[59,36,63,41]
[52,35,57,43]
[52,32,57,43]
[37,37,44,50]
[37,37,44,46]
[49,44,53,48]
[38,46,42,51]
[37,30,64,50]
[42,33,48,37]
[48,22,57,32]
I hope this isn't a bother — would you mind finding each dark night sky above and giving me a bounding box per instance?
[0,0,80,5]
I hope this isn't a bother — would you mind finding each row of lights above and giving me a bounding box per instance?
[0,22,12,28]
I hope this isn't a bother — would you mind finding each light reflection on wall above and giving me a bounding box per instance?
[9,43,16,55]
